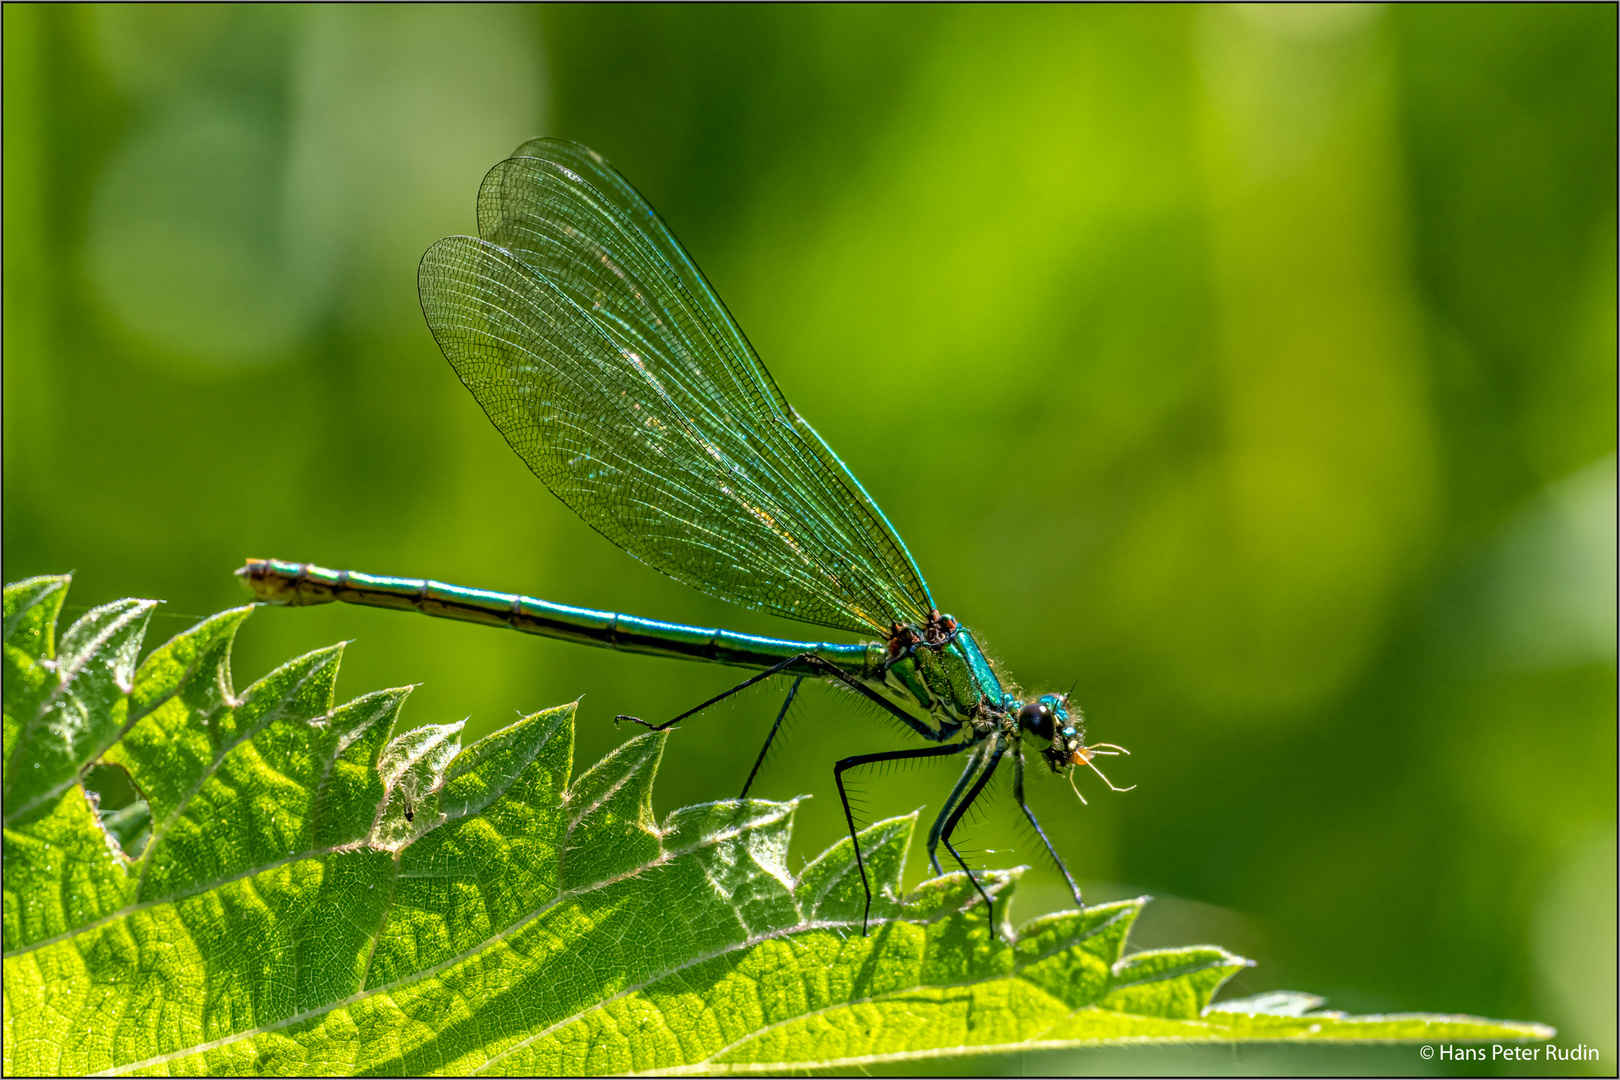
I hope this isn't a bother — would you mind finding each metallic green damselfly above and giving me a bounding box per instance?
[241,139,1131,935]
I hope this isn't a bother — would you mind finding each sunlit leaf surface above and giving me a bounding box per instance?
[1,577,1553,1075]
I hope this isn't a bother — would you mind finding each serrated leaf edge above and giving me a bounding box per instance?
[129,643,344,899]
[2,599,159,823]
[480,867,1054,1075]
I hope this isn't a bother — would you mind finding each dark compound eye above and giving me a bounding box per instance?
[1019,700,1056,741]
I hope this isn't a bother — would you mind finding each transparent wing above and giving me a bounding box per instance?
[417,139,933,635]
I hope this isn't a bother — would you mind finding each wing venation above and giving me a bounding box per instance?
[416,139,933,635]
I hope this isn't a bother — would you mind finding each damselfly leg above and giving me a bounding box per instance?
[832,741,973,934]
[739,676,804,800]
[936,740,1009,934]
[1012,743,1084,906]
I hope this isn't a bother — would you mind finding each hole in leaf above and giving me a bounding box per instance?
[84,762,152,859]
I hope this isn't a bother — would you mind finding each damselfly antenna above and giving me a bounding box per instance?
[1067,742,1136,803]
[1067,768,1088,805]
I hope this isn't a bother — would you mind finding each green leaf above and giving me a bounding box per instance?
[1,578,1554,1075]
[3,574,157,821]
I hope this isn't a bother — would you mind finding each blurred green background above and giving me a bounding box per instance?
[4,4,1614,1074]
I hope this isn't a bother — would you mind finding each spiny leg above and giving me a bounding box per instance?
[939,740,1008,937]
[1011,744,1083,907]
[622,651,966,933]
[618,654,810,732]
[620,652,944,743]
[739,676,803,800]
[927,749,992,876]
[835,741,972,935]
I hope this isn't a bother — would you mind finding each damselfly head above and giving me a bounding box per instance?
[1019,693,1075,765]
[1021,692,1137,797]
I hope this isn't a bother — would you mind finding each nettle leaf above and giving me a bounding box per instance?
[1,577,1553,1075]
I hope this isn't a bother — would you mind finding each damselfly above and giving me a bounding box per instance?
[241,139,1131,935]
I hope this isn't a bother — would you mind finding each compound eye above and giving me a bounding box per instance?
[1019,701,1055,741]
